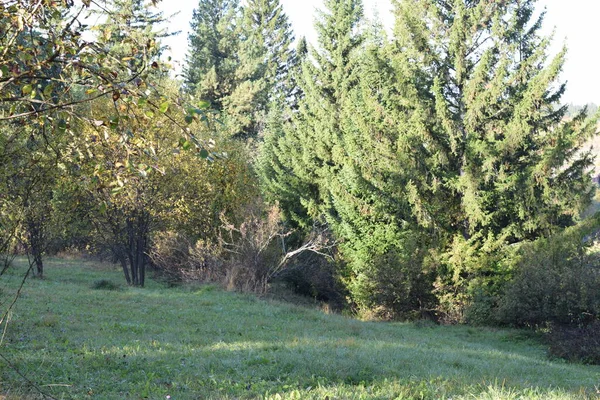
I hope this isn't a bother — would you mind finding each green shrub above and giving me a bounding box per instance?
[547,321,600,365]
[277,251,347,310]
[91,279,121,291]
[343,225,437,321]
[435,233,515,325]
[497,214,600,327]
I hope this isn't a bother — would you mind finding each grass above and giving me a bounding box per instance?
[0,258,599,399]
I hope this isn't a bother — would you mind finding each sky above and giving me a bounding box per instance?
[158,0,600,106]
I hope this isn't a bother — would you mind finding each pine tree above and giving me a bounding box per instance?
[184,0,240,109]
[224,0,295,138]
[259,0,364,222]
[387,0,598,315]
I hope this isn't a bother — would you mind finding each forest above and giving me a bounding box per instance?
[1,0,600,397]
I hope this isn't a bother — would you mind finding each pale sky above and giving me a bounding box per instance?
[158,0,600,105]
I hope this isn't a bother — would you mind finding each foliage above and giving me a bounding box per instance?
[0,0,218,285]
[91,279,121,290]
[218,203,287,293]
[184,0,240,99]
[185,0,295,139]
[496,214,600,327]
[149,231,223,284]
[1,258,599,399]
[276,251,346,309]
[547,321,600,365]
[227,0,295,138]
[389,0,597,315]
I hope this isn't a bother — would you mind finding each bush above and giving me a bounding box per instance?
[218,204,287,293]
[149,231,223,284]
[435,232,515,325]
[343,225,437,321]
[91,279,120,290]
[496,214,600,327]
[276,250,347,310]
[547,321,600,365]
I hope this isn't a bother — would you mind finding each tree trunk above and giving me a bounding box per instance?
[27,217,45,278]
[119,255,132,285]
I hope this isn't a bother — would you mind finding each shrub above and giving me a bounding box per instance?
[149,231,223,284]
[342,225,437,321]
[276,250,347,311]
[218,204,287,293]
[547,321,600,365]
[91,279,121,290]
[435,232,515,325]
[496,214,600,327]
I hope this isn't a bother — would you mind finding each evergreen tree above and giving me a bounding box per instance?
[225,0,295,138]
[388,0,598,316]
[239,0,294,104]
[184,0,240,109]
[185,0,296,139]
[286,37,309,110]
[259,0,364,224]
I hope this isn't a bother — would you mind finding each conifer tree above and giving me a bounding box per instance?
[184,0,240,109]
[387,0,598,315]
[259,0,364,223]
[224,0,295,138]
[185,0,296,139]
[286,37,308,110]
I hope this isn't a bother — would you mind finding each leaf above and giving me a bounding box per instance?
[144,110,155,118]
[159,101,169,113]
[82,0,91,6]
[197,100,211,109]
[199,149,209,159]
[109,117,119,129]
[57,119,67,132]
[22,84,33,95]
[112,91,120,102]
[43,83,54,97]
[185,115,193,124]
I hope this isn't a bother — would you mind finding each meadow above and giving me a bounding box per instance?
[0,258,598,399]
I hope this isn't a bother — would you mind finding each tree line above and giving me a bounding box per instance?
[1,0,599,330]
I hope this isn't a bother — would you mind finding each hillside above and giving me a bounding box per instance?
[0,259,599,399]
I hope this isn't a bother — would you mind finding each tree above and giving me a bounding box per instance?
[185,0,296,139]
[184,0,240,107]
[259,0,389,312]
[235,0,295,108]
[384,0,597,318]
[259,0,365,224]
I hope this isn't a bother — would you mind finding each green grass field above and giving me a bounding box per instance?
[0,258,598,399]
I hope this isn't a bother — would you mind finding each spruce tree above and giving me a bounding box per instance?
[225,0,295,138]
[259,0,364,222]
[185,0,295,139]
[388,0,598,315]
[184,0,240,109]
